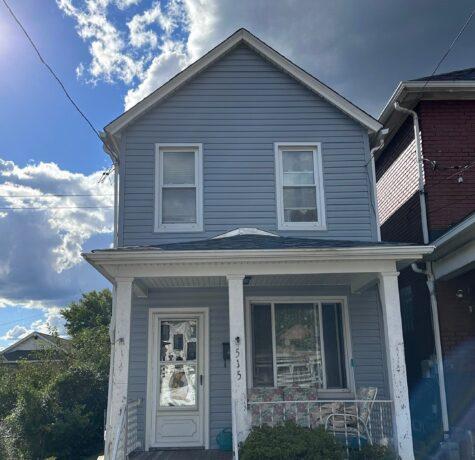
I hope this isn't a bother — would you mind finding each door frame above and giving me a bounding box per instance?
[146,307,210,451]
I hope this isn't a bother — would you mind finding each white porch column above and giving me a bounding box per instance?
[105,277,133,460]
[379,271,414,460]
[226,274,250,458]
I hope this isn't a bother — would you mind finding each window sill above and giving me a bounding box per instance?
[278,223,327,231]
[154,224,203,233]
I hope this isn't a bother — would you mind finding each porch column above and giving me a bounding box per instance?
[378,271,414,460]
[226,274,250,458]
[105,277,133,459]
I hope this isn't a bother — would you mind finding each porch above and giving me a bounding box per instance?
[83,234,432,460]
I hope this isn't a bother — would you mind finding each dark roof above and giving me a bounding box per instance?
[412,67,475,82]
[96,234,411,252]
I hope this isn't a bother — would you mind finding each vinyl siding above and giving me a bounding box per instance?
[119,44,378,246]
[127,284,388,449]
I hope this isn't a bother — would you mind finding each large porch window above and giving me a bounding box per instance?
[249,300,349,390]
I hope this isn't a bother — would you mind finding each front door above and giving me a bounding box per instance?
[150,312,206,448]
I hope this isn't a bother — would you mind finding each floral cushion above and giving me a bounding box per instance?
[282,385,318,402]
[247,387,283,402]
[248,388,284,427]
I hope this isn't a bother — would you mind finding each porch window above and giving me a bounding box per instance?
[275,143,326,230]
[154,144,203,232]
[250,301,348,390]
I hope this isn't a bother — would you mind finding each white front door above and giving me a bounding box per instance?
[149,311,206,448]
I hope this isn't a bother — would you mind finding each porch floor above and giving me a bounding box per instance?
[130,450,232,460]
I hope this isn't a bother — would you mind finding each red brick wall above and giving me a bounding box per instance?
[436,269,475,426]
[376,117,424,243]
[419,100,475,239]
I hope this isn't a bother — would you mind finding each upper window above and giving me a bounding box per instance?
[155,144,203,232]
[275,143,326,230]
[249,300,350,391]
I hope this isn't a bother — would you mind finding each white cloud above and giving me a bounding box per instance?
[30,307,67,337]
[2,324,29,341]
[0,158,112,308]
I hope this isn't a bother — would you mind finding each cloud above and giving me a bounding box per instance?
[0,158,112,308]
[58,0,475,115]
[2,324,29,341]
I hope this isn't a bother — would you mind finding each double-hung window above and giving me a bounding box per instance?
[275,143,326,230]
[249,299,350,391]
[155,144,203,232]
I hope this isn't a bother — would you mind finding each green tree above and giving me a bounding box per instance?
[0,288,112,460]
[62,289,112,336]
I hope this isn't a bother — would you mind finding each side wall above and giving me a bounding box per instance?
[127,284,389,449]
[119,44,378,247]
[418,100,475,240]
[376,116,423,244]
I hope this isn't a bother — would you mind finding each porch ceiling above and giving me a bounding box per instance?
[139,273,375,289]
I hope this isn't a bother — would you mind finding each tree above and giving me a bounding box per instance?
[62,289,112,336]
[0,289,112,460]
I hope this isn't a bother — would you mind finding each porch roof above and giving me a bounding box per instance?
[91,234,414,253]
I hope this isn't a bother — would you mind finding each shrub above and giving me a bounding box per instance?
[349,444,399,460]
[239,422,345,460]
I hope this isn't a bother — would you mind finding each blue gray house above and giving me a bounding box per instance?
[84,29,432,460]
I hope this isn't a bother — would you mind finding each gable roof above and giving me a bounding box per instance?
[412,67,475,82]
[104,28,382,144]
[0,331,69,362]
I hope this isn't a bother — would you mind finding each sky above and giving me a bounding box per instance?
[0,0,474,349]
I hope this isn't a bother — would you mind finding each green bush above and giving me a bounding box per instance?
[349,444,399,460]
[239,422,345,460]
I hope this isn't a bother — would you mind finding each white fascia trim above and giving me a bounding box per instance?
[105,29,381,136]
[83,245,434,266]
[432,213,475,249]
[379,81,475,124]
[212,228,279,239]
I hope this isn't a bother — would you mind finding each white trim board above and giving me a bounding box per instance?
[104,28,381,142]
[146,307,210,450]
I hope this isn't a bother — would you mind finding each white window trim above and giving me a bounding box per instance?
[245,296,354,395]
[154,143,203,233]
[274,142,326,231]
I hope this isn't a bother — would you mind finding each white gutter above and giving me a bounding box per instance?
[393,102,429,244]
[411,262,450,436]
[369,128,389,241]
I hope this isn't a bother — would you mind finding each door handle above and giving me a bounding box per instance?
[200,374,203,386]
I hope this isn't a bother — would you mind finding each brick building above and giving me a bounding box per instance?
[374,68,475,457]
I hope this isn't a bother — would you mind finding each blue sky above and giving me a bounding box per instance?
[0,0,474,349]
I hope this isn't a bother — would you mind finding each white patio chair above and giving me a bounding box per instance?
[324,387,378,445]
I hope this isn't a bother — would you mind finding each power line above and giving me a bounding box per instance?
[1,0,118,163]
[420,7,475,93]
[0,206,114,210]
[0,193,113,198]
[0,311,48,328]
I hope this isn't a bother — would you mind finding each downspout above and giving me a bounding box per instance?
[411,262,450,436]
[369,128,389,241]
[393,102,429,244]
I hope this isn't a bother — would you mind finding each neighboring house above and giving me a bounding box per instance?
[83,29,431,460]
[0,331,69,364]
[375,69,475,454]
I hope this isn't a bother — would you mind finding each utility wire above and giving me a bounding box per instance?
[427,191,475,216]
[0,206,114,210]
[420,7,475,93]
[1,0,118,163]
[0,193,113,198]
